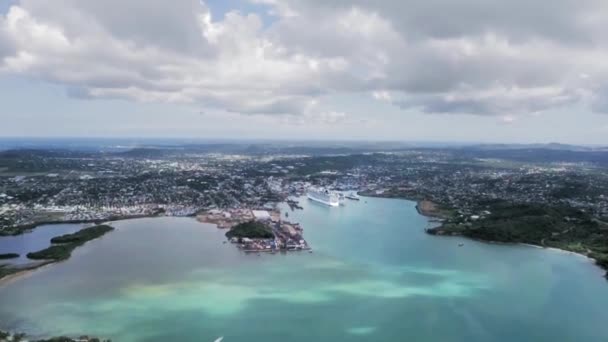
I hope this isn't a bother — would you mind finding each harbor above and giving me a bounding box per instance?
[196,206,311,253]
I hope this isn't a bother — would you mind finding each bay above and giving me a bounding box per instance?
[0,196,607,341]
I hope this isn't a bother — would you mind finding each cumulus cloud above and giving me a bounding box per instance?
[1,0,608,117]
[264,0,608,115]
[0,0,333,115]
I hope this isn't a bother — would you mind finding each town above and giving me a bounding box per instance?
[1,144,607,238]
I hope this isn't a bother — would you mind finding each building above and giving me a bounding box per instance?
[252,210,271,221]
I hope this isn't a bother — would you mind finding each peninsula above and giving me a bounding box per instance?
[421,200,608,278]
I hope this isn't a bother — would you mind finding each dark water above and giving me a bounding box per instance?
[0,197,607,341]
[0,223,86,265]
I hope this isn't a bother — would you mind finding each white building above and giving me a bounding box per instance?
[252,210,271,220]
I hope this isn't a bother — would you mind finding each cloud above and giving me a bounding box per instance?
[372,91,392,102]
[499,115,517,125]
[1,0,608,117]
[0,0,330,114]
[0,15,15,59]
[281,110,350,126]
[264,0,608,116]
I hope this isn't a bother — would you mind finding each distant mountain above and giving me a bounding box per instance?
[113,148,172,158]
[454,147,608,166]
[0,148,94,159]
[466,143,607,152]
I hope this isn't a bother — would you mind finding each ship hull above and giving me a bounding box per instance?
[307,194,340,207]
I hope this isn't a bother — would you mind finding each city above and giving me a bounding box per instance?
[1,145,607,236]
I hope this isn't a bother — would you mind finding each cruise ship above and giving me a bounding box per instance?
[307,187,340,207]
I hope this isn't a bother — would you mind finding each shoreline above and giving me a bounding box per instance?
[357,192,449,220]
[423,226,607,276]
[362,193,608,278]
[0,225,116,285]
[415,199,450,220]
[0,328,108,342]
[529,244,598,263]
[0,261,55,287]
[1,213,164,237]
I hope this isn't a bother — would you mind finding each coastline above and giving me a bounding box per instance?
[0,328,108,342]
[0,224,116,285]
[423,224,607,275]
[362,193,608,279]
[1,212,162,236]
[0,261,55,287]
[415,199,451,220]
[526,244,598,263]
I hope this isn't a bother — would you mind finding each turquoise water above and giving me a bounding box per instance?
[1,197,607,341]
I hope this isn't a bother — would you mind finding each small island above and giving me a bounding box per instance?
[0,253,19,260]
[27,225,115,261]
[0,225,115,282]
[226,221,274,240]
[224,219,310,252]
[198,209,311,252]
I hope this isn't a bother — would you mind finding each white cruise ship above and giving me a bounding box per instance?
[307,187,340,207]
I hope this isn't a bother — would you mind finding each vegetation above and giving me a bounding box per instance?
[50,225,114,244]
[226,221,274,239]
[27,225,114,261]
[27,244,79,261]
[0,261,53,282]
[0,219,106,237]
[0,265,15,279]
[0,253,19,259]
[35,337,109,342]
[0,330,110,342]
[427,201,608,277]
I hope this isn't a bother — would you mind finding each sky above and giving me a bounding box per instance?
[1,0,608,144]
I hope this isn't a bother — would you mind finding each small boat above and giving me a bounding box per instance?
[458,243,464,247]
[345,192,360,200]
[214,337,224,342]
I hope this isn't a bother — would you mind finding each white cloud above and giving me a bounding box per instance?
[0,0,333,114]
[499,115,517,124]
[1,0,608,117]
[372,91,392,102]
[281,110,350,126]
